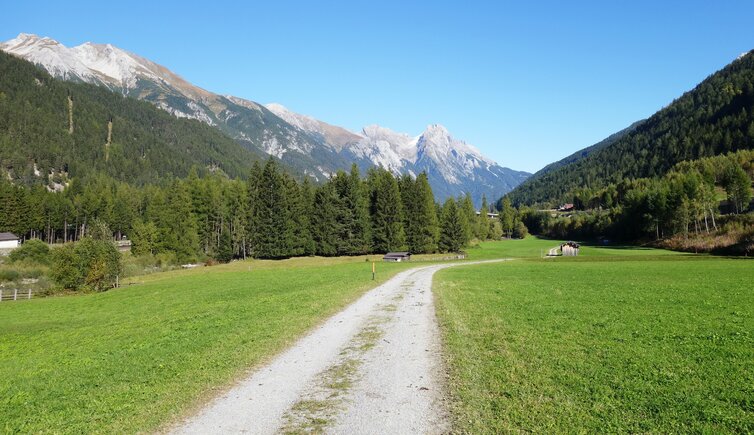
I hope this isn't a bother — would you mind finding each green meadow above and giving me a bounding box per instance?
[0,255,417,433]
[437,238,754,433]
[2,238,752,433]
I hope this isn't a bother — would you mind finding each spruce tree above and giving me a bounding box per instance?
[297,178,318,256]
[499,196,515,238]
[459,193,476,243]
[368,168,406,253]
[406,172,439,253]
[478,195,490,240]
[311,182,341,256]
[252,158,291,258]
[332,165,371,255]
[284,174,312,257]
[439,197,465,252]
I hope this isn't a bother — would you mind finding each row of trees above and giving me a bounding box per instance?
[0,160,513,264]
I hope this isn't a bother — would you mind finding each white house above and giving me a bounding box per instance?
[0,232,20,249]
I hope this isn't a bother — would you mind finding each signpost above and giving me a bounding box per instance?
[372,262,375,280]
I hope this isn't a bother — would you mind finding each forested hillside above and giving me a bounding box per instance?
[508,50,754,206]
[514,150,754,254]
[0,51,264,185]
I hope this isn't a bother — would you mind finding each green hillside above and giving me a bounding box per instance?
[508,50,754,206]
[0,51,264,186]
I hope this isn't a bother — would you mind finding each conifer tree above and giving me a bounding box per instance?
[460,193,476,243]
[478,195,491,240]
[293,178,317,256]
[252,158,291,258]
[368,168,406,253]
[246,160,263,257]
[499,196,515,238]
[406,173,439,253]
[284,174,312,257]
[311,182,342,256]
[332,165,371,255]
[156,180,199,263]
[439,197,465,252]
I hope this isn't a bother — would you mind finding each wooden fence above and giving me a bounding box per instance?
[0,288,35,302]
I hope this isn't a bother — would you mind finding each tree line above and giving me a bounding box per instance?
[514,150,754,245]
[0,159,513,264]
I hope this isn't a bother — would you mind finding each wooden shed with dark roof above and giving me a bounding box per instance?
[0,232,20,250]
[383,252,411,262]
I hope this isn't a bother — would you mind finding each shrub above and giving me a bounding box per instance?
[512,220,530,239]
[0,268,20,282]
[51,238,122,292]
[8,239,51,265]
[50,244,82,291]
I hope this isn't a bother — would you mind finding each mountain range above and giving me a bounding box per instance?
[0,33,529,205]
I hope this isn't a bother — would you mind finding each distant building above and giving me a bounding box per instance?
[383,252,411,262]
[0,232,20,250]
[560,241,580,256]
[557,203,575,212]
[475,211,499,219]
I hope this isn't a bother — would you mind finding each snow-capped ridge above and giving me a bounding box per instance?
[1,32,530,204]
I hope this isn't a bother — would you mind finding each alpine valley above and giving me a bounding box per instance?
[0,33,529,204]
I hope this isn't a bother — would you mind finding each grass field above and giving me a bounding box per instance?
[0,255,418,433]
[436,238,754,432]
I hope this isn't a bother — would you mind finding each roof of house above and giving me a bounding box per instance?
[0,232,19,241]
[383,252,411,257]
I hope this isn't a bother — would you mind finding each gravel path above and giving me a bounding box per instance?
[170,260,505,435]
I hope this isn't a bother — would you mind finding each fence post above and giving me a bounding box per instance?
[0,289,2,302]
[28,288,32,299]
[14,289,18,301]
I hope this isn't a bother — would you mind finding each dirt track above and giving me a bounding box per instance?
[170,260,505,434]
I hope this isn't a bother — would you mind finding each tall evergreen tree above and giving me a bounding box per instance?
[460,193,476,243]
[499,196,515,238]
[311,182,342,256]
[284,173,312,257]
[406,173,439,253]
[156,180,199,263]
[332,165,371,255]
[368,168,406,253]
[252,158,292,258]
[439,197,466,253]
[477,195,491,240]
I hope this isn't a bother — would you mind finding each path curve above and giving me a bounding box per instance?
[169,260,507,434]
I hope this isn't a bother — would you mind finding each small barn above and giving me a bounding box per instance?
[560,241,580,256]
[0,232,20,250]
[383,252,411,262]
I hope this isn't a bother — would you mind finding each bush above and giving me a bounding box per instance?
[50,244,81,290]
[51,238,122,292]
[8,239,51,265]
[512,220,530,239]
[0,268,20,282]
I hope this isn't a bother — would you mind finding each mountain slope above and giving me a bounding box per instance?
[2,33,530,203]
[532,120,644,178]
[268,104,530,205]
[0,50,262,185]
[0,33,349,180]
[507,50,754,206]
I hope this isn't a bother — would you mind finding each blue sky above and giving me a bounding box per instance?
[2,0,753,173]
